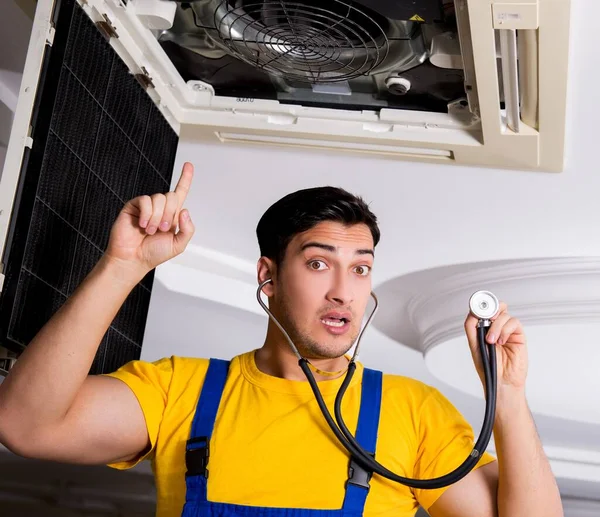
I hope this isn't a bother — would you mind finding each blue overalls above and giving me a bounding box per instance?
[181,359,383,517]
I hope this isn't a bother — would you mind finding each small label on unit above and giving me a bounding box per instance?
[497,12,522,21]
[492,2,538,29]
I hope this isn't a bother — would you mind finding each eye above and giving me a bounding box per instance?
[354,265,372,276]
[308,260,328,271]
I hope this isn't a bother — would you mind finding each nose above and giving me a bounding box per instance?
[326,271,354,306]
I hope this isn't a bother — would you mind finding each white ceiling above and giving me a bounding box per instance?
[139,0,600,500]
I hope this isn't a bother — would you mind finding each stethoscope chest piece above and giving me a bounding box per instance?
[469,290,500,321]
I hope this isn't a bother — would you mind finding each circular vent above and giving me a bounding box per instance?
[212,0,390,83]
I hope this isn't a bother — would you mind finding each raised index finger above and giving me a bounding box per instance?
[174,162,194,207]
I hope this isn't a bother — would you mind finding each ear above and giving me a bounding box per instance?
[257,257,276,296]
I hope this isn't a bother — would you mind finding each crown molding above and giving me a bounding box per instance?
[561,499,600,517]
[172,244,256,282]
[154,262,266,318]
[371,256,600,353]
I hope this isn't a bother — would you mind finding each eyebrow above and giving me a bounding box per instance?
[300,242,374,257]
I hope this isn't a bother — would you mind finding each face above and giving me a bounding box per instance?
[261,221,375,360]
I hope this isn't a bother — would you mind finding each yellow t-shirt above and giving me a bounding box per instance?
[104,350,495,517]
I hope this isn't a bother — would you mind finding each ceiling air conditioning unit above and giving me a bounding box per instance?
[56,0,568,172]
[87,0,571,171]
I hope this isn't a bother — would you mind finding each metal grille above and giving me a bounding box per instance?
[0,0,178,374]
[212,0,389,83]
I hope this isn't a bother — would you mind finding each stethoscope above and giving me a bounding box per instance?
[256,279,499,490]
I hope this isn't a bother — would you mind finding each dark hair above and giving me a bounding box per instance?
[256,186,380,267]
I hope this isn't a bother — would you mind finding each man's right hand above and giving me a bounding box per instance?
[105,161,195,275]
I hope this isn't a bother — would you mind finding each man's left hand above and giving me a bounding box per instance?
[464,302,528,393]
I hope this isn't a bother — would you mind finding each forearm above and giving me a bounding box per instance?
[0,255,146,440]
[494,389,563,517]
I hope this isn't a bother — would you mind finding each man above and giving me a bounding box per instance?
[0,163,562,517]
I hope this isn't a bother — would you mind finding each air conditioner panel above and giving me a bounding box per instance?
[0,0,179,374]
[73,0,569,172]
[158,0,463,113]
[216,131,455,159]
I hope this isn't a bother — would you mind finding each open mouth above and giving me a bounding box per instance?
[321,317,348,328]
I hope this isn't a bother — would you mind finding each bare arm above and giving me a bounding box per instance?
[493,390,561,517]
[0,256,149,464]
[0,162,195,464]
[428,304,562,517]
[427,391,561,517]
[428,462,498,517]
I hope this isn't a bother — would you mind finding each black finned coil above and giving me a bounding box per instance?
[0,0,179,374]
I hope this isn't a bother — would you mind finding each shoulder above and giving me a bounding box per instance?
[376,370,468,432]
[379,371,464,419]
[379,370,436,405]
[105,353,248,389]
[103,355,218,392]
[169,355,212,375]
[107,355,211,375]
[371,370,437,432]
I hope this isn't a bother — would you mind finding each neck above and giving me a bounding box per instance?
[255,322,350,382]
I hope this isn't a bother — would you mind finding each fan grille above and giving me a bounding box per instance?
[213,0,390,83]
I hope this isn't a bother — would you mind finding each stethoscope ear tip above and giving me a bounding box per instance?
[259,278,273,289]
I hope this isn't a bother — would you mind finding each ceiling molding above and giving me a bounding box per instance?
[422,298,600,354]
[562,499,600,517]
[154,261,266,318]
[171,244,256,283]
[371,256,600,352]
